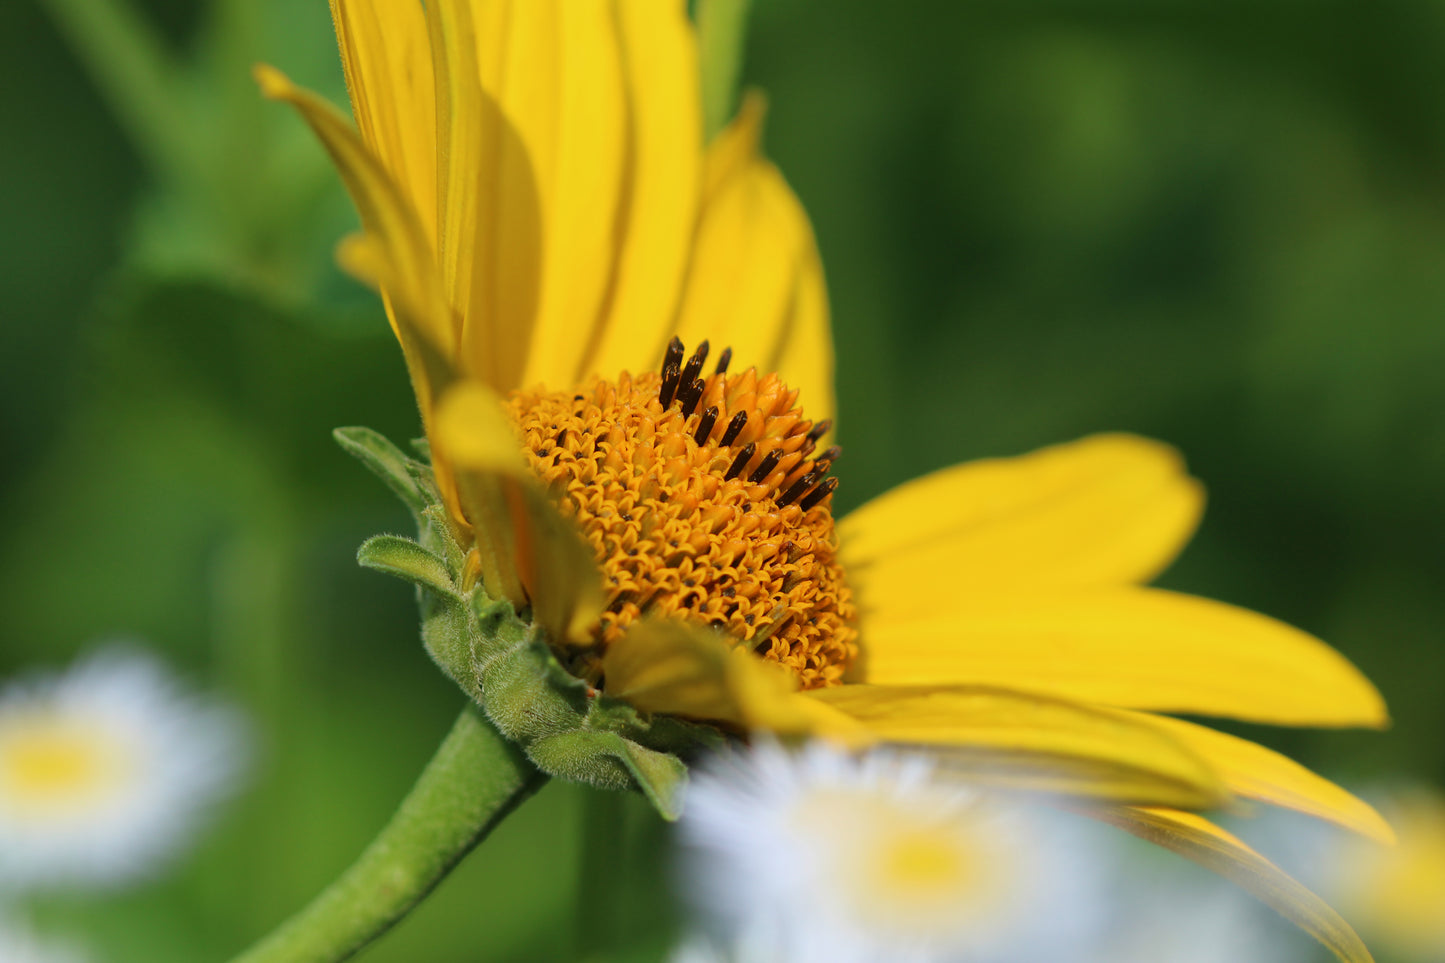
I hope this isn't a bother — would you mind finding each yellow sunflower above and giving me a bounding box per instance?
[258,2,1387,959]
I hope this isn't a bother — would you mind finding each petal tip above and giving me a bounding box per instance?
[252,63,294,100]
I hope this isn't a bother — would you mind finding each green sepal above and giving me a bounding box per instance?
[345,424,729,819]
[528,731,689,820]
[334,427,428,518]
[356,535,457,599]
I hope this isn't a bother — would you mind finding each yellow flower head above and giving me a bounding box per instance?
[259,3,1390,959]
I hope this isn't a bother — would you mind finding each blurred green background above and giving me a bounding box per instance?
[3,0,1443,960]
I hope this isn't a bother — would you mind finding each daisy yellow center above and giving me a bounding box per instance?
[878,829,973,894]
[0,715,121,810]
[799,789,1002,929]
[507,338,858,689]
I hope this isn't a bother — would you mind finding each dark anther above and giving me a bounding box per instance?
[799,477,839,511]
[555,428,569,447]
[661,337,685,376]
[806,419,833,443]
[725,443,756,480]
[694,406,719,445]
[778,469,823,506]
[749,448,784,484]
[815,445,842,467]
[715,346,733,375]
[681,340,709,388]
[678,377,706,416]
[659,361,682,407]
[720,410,748,446]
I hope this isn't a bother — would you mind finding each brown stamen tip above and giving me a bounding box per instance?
[679,377,706,416]
[816,445,842,466]
[799,477,838,511]
[715,347,733,375]
[749,448,784,484]
[660,361,682,407]
[681,340,709,388]
[720,410,748,446]
[726,442,756,480]
[806,420,833,443]
[779,469,823,507]
[694,406,720,445]
[662,337,685,371]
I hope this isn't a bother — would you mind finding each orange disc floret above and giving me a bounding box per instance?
[506,339,858,690]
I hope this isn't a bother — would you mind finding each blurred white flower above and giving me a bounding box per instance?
[0,916,92,963]
[0,645,246,890]
[676,739,1106,963]
[1090,866,1306,963]
[1267,785,1445,963]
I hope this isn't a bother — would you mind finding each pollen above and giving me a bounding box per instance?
[507,339,858,689]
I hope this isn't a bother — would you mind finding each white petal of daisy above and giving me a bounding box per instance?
[1093,870,1307,963]
[0,916,93,963]
[0,645,247,891]
[1260,784,1445,963]
[676,739,1108,963]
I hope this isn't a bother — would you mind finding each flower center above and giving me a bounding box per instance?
[0,714,124,814]
[507,338,857,689]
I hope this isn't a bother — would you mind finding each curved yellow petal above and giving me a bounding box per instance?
[840,433,1203,594]
[673,95,837,421]
[583,0,702,383]
[519,0,629,391]
[428,0,544,392]
[330,0,438,242]
[432,382,528,605]
[807,684,1227,809]
[433,380,605,638]
[1128,713,1394,844]
[602,620,865,738]
[1089,806,1374,963]
[857,587,1387,728]
[256,66,452,420]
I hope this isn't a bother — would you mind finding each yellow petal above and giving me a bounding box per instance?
[673,95,837,421]
[839,433,1203,594]
[519,0,629,391]
[427,0,544,392]
[808,684,1227,809]
[602,620,865,739]
[583,0,703,383]
[329,0,438,242]
[1128,712,1394,845]
[510,482,607,648]
[1090,806,1374,963]
[432,381,528,605]
[857,587,1387,728]
[257,66,453,422]
[431,380,605,639]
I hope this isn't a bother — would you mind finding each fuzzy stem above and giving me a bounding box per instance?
[229,706,546,963]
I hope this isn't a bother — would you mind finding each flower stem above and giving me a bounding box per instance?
[38,0,195,179]
[229,705,546,963]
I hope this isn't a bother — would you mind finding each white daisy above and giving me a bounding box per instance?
[0,645,246,890]
[1263,785,1445,963]
[676,739,1107,963]
[1091,868,1306,963]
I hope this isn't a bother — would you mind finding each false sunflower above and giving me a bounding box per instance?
[259,2,1387,958]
